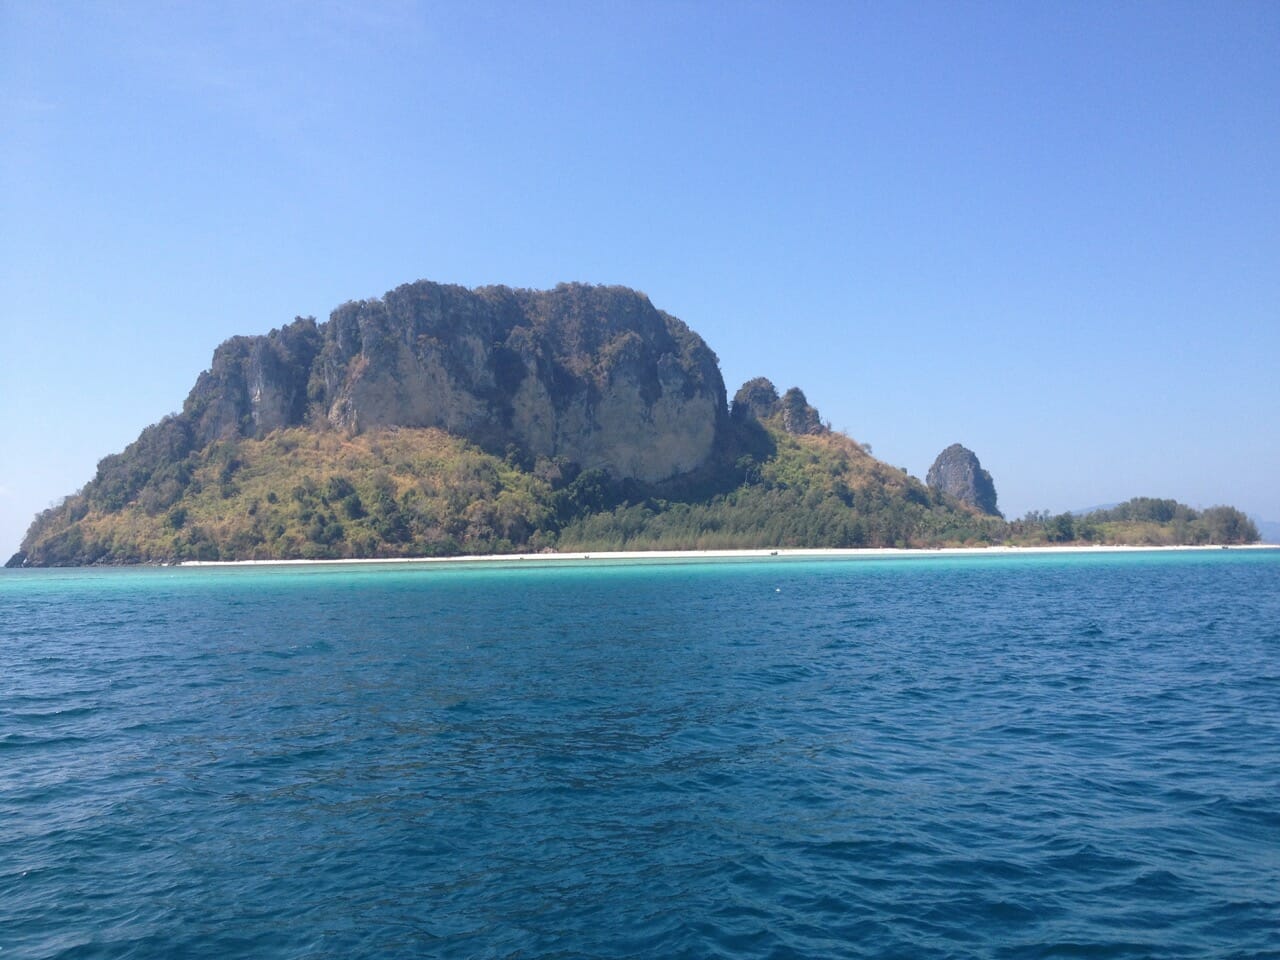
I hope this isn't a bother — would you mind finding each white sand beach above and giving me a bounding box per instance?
[176,543,1277,568]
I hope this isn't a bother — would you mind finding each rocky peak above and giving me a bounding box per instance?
[731,378,826,436]
[779,387,824,436]
[732,377,781,422]
[926,443,1000,516]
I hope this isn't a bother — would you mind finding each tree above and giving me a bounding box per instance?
[1046,512,1075,543]
[1198,506,1258,544]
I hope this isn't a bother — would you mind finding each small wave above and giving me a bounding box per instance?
[0,733,93,750]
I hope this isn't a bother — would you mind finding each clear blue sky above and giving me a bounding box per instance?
[3,1,1278,553]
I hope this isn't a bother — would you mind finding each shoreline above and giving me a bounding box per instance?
[174,543,1278,568]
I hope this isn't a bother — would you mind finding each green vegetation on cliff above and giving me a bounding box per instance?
[18,410,1252,567]
[13,420,994,564]
[14,425,1259,566]
[19,428,549,563]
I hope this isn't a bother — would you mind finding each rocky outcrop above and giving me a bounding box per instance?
[185,317,323,442]
[926,443,1000,516]
[731,378,826,436]
[779,388,824,436]
[180,281,726,484]
[732,377,781,422]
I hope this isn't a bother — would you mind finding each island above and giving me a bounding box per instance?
[8,280,1258,566]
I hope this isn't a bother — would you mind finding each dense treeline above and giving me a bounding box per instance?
[11,424,1258,566]
[1006,499,1258,547]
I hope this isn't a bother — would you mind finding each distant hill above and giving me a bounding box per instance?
[7,280,1260,566]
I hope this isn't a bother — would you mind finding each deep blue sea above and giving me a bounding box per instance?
[2,550,1279,959]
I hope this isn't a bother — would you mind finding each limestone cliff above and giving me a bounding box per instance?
[731,377,826,436]
[183,281,727,483]
[926,443,1001,516]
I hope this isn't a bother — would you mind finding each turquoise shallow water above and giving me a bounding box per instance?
[2,551,1279,959]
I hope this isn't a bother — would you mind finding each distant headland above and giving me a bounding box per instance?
[8,280,1258,566]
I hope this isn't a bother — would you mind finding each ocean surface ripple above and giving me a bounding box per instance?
[2,551,1278,958]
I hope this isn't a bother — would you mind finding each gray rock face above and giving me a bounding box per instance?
[926,443,1000,516]
[779,387,824,436]
[731,378,825,436]
[182,281,727,484]
[732,377,781,422]
[186,317,322,442]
